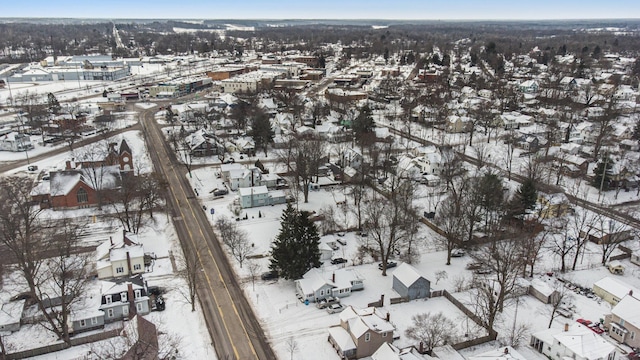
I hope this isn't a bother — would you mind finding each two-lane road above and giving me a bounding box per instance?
[139,107,275,360]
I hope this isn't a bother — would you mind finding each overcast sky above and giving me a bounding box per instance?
[3,0,639,20]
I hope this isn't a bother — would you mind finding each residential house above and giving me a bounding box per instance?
[580,221,633,245]
[219,163,245,182]
[70,308,105,335]
[121,315,160,360]
[371,343,433,360]
[445,115,472,133]
[631,252,640,266]
[0,132,33,152]
[184,129,224,157]
[537,193,571,218]
[237,186,286,208]
[519,79,539,93]
[295,268,364,303]
[392,263,431,301]
[328,306,396,359]
[96,230,146,280]
[604,294,640,349]
[530,323,616,360]
[319,242,334,262]
[100,275,151,323]
[593,277,639,306]
[468,346,528,360]
[528,278,560,304]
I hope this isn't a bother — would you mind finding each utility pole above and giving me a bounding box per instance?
[597,151,609,204]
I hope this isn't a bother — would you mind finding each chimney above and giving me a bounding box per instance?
[126,251,133,275]
[386,312,390,322]
[109,236,113,246]
[127,282,136,319]
[65,160,71,169]
[332,272,335,282]
[419,341,424,354]
[564,323,569,332]
[504,348,509,354]
[380,294,384,306]
[630,290,634,297]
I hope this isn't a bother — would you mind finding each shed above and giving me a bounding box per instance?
[528,279,560,304]
[392,263,430,301]
[607,260,625,275]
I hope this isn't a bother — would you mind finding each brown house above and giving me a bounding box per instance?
[328,306,396,359]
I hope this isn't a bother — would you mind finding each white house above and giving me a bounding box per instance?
[96,231,146,280]
[237,186,286,208]
[0,132,33,152]
[530,323,616,360]
[295,268,364,303]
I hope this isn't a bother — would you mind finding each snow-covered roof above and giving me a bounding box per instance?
[554,323,615,359]
[393,263,425,287]
[530,279,556,298]
[110,245,144,262]
[611,294,640,328]
[594,277,639,300]
[372,342,430,360]
[238,186,268,197]
[468,346,527,360]
[328,326,356,352]
[341,306,395,338]
[0,300,26,327]
[220,163,245,173]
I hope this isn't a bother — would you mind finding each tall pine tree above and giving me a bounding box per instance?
[592,156,613,191]
[270,203,321,279]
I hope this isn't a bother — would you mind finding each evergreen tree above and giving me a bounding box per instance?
[512,178,537,216]
[270,203,321,279]
[47,92,61,114]
[352,105,375,141]
[592,156,613,191]
[250,111,274,156]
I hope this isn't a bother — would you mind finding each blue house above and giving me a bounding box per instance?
[392,263,430,301]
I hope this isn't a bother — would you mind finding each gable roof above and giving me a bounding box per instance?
[393,263,426,287]
[554,323,615,359]
[611,294,640,329]
[119,138,131,155]
[594,277,639,300]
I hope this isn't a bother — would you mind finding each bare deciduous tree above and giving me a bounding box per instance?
[405,312,458,353]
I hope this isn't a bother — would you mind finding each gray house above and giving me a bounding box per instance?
[392,263,430,301]
[100,275,150,323]
[71,309,105,334]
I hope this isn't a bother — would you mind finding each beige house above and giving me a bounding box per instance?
[593,277,639,306]
[605,294,640,349]
[328,306,396,359]
[96,231,146,280]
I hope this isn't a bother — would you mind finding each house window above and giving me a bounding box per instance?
[120,292,127,302]
[76,188,89,203]
[116,266,124,274]
[134,290,141,299]
[122,305,129,316]
[320,290,324,296]
[80,319,86,327]
[91,317,98,325]
[631,331,635,340]
[133,264,142,271]
[105,295,112,304]
[382,332,387,337]
[107,309,114,318]
[365,333,371,342]
[137,302,143,312]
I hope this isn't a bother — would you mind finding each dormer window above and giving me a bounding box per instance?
[134,289,141,299]
[105,295,112,304]
[121,292,127,302]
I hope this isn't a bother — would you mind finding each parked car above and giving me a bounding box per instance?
[474,267,492,275]
[336,238,347,246]
[261,271,279,281]
[336,231,345,237]
[213,187,228,196]
[628,352,640,360]
[466,262,484,270]
[331,258,347,265]
[326,303,344,314]
[316,296,340,309]
[451,249,465,257]
[576,318,592,326]
[329,242,339,250]
[378,261,397,270]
